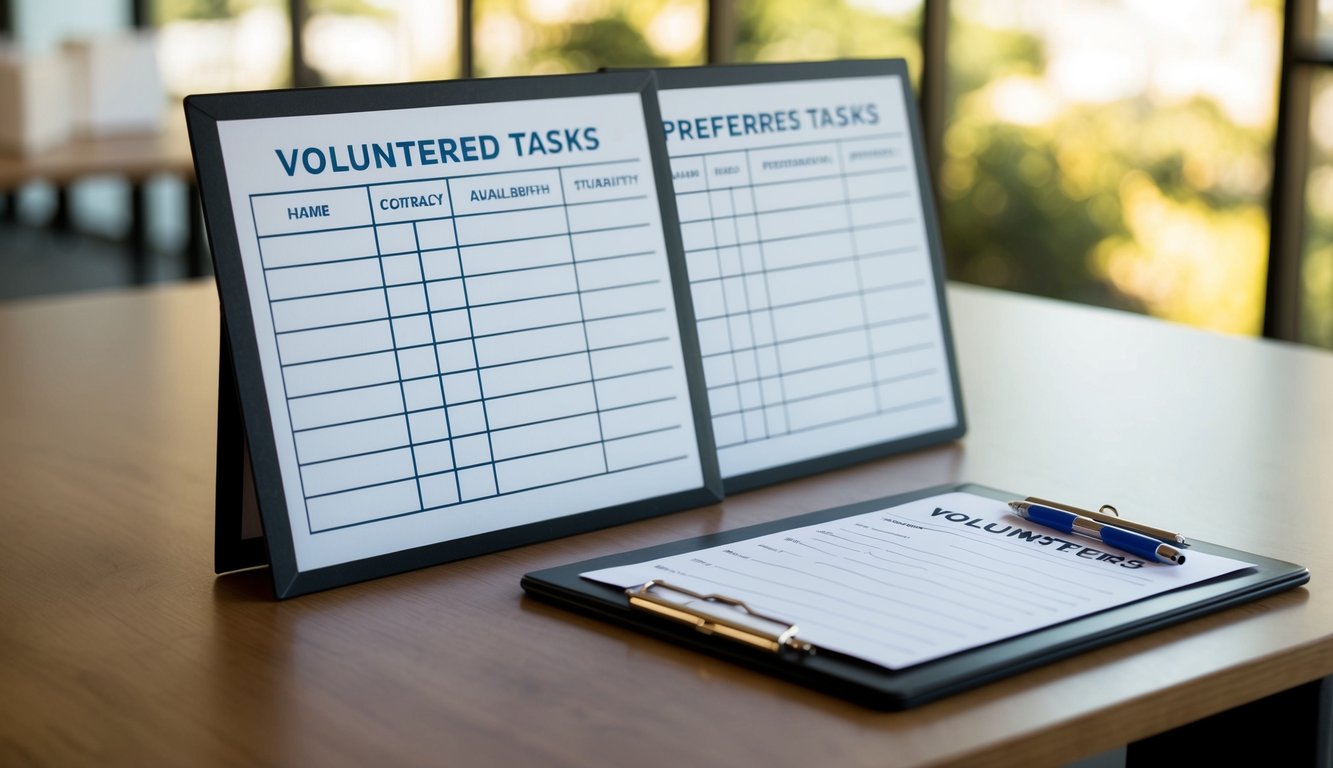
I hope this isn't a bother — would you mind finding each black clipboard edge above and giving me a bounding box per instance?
[637,59,967,494]
[520,483,1309,710]
[190,70,723,598]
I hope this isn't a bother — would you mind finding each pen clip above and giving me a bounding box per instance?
[625,579,814,655]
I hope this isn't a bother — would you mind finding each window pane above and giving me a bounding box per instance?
[304,0,458,85]
[735,0,923,83]
[154,0,291,97]
[474,0,705,78]
[1319,0,1333,49]
[1303,70,1333,349]
[943,0,1281,336]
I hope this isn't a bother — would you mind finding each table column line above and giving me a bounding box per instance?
[741,148,791,439]
[413,220,463,505]
[249,194,318,534]
[367,185,424,512]
[443,177,501,497]
[555,166,610,474]
[834,138,884,413]
[726,183,768,441]
[698,168,746,443]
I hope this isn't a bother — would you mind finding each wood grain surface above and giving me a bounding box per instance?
[1,281,1330,767]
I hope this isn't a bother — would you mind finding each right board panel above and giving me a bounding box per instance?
[655,60,965,491]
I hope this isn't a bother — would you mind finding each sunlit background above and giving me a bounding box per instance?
[1308,54,1333,347]
[4,0,1331,349]
[944,0,1281,337]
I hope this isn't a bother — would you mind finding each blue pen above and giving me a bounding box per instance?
[1007,501,1186,565]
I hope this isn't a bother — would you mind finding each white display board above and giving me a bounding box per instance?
[191,74,720,597]
[655,61,965,490]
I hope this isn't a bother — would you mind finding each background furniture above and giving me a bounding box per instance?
[0,125,203,282]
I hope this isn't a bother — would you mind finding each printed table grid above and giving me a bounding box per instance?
[249,158,690,534]
[671,131,944,451]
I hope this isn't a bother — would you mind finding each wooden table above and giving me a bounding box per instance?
[2,281,1331,766]
[0,124,205,281]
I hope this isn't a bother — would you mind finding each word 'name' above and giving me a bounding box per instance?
[284,192,445,220]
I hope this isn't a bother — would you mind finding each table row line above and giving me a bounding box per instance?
[282,331,675,399]
[270,274,662,335]
[265,247,655,303]
[692,275,927,323]
[282,335,935,441]
[253,162,910,253]
[683,217,917,257]
[274,287,925,398]
[305,441,688,533]
[298,402,682,498]
[701,340,938,403]
[697,306,931,360]
[680,198,918,252]
[251,158,648,236]
[674,171,911,221]
[265,236,922,321]
[688,247,926,305]
[667,134,907,193]
[276,299,664,365]
[712,386,945,450]
[706,352,938,415]
[259,205,652,269]
[291,377,680,462]
[268,254,912,339]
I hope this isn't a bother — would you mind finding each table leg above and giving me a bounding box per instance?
[52,185,70,229]
[1126,676,1332,766]
[130,181,149,284]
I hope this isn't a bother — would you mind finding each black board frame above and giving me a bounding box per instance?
[645,58,967,493]
[190,71,723,598]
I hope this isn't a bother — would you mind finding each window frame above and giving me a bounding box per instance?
[6,0,1320,344]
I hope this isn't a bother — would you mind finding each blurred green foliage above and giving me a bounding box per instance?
[939,8,1276,335]
[153,0,1320,343]
[735,0,921,82]
[1302,71,1333,348]
[474,0,702,77]
[154,0,259,23]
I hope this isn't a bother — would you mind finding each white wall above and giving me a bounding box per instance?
[13,0,130,51]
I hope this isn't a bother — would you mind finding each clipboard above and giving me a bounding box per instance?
[520,483,1310,710]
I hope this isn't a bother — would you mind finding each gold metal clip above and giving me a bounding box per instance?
[625,579,814,655]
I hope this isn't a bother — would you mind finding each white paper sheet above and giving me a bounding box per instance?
[658,75,960,480]
[213,93,705,570]
[583,491,1253,670]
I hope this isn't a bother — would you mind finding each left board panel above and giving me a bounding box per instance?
[188,72,722,598]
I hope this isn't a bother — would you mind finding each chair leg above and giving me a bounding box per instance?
[130,182,149,284]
